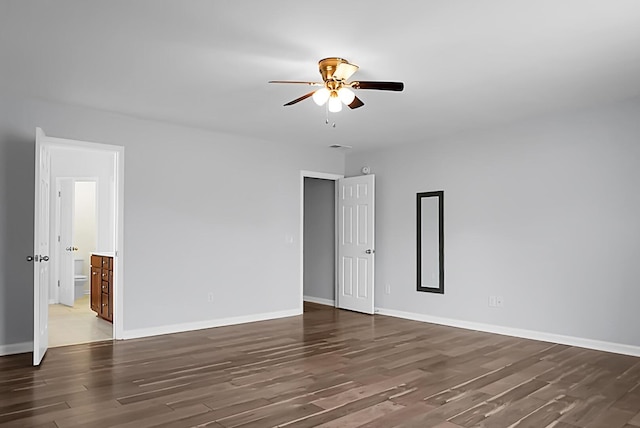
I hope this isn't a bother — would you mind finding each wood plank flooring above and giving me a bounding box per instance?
[1,302,639,427]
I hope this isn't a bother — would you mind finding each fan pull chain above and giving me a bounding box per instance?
[324,104,336,128]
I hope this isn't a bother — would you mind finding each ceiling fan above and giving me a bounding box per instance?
[269,57,404,113]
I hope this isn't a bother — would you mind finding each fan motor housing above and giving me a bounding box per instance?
[318,57,349,82]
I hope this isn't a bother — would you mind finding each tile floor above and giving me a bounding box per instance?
[48,295,113,347]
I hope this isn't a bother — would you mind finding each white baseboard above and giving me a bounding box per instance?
[376,307,640,358]
[303,295,335,307]
[121,308,302,340]
[0,341,32,357]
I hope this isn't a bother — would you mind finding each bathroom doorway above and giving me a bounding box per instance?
[50,178,112,347]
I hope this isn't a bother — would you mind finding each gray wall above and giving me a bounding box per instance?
[345,97,640,348]
[303,178,335,302]
[0,94,344,349]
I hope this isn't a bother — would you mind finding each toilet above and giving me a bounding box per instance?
[74,259,88,300]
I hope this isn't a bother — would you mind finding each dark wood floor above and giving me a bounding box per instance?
[1,303,640,428]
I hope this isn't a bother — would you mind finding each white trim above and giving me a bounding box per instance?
[0,341,33,356]
[300,170,344,181]
[376,307,640,357]
[113,148,124,340]
[299,170,343,312]
[121,309,301,340]
[303,295,335,307]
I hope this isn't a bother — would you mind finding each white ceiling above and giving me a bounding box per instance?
[2,1,640,151]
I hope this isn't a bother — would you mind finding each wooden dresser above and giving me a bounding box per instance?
[90,253,113,322]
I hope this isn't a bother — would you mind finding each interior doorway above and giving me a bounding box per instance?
[300,171,377,316]
[33,128,124,365]
[49,178,112,347]
[300,171,342,312]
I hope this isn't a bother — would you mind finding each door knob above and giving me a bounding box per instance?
[26,255,50,262]
[365,249,375,254]
[66,246,79,251]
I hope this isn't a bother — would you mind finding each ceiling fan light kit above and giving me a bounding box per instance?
[269,57,404,114]
[328,93,343,112]
[338,87,356,105]
[312,87,330,105]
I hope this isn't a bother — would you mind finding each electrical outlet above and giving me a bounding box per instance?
[385,284,391,294]
[488,296,497,307]
[496,296,504,307]
[207,292,214,302]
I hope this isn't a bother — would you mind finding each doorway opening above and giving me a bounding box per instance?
[33,128,124,365]
[49,179,112,347]
[300,170,377,316]
[300,171,342,313]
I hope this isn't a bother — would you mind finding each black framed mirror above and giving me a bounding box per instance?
[417,191,444,293]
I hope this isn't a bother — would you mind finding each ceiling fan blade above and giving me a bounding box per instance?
[283,91,316,106]
[352,81,404,91]
[269,80,323,86]
[348,96,364,109]
[333,62,359,81]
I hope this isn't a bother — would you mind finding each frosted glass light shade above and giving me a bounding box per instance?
[338,87,355,105]
[312,88,330,106]
[328,94,343,112]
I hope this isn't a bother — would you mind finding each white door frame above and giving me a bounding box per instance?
[299,170,343,311]
[39,132,125,340]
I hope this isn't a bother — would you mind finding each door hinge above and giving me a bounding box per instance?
[58,191,61,197]
[57,280,60,287]
[58,235,61,242]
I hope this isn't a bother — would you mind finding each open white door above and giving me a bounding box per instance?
[57,179,75,307]
[33,128,51,365]
[337,175,375,314]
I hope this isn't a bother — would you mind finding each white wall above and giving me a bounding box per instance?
[303,178,335,303]
[0,94,344,351]
[345,97,640,350]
